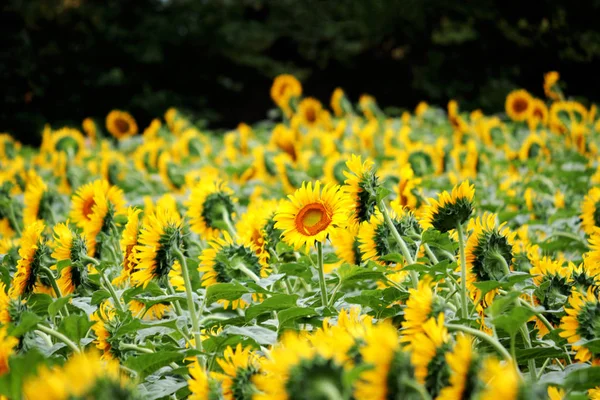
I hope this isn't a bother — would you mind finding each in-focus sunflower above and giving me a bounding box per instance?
[437,335,481,400]
[211,344,262,400]
[106,110,138,139]
[187,178,237,241]
[478,358,520,400]
[544,71,561,100]
[505,89,533,122]
[354,323,420,400]
[114,207,142,286]
[199,232,267,309]
[52,222,90,295]
[274,181,349,251]
[401,277,445,342]
[343,155,380,228]
[559,287,600,362]
[9,221,48,298]
[253,331,352,400]
[131,203,184,288]
[581,187,600,235]
[405,314,450,398]
[422,181,475,233]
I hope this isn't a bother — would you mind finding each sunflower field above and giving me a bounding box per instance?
[1,72,600,399]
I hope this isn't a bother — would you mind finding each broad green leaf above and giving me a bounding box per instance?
[58,314,94,343]
[91,290,111,305]
[279,262,312,281]
[124,351,184,379]
[336,263,384,286]
[492,306,536,337]
[564,366,600,391]
[277,307,317,328]
[48,295,73,318]
[226,325,277,345]
[26,294,54,316]
[245,294,298,321]
[8,312,41,337]
[206,282,249,304]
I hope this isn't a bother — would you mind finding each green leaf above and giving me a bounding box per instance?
[564,366,600,391]
[113,319,144,339]
[492,306,536,337]
[91,290,111,305]
[323,253,340,264]
[124,351,184,379]
[26,294,54,316]
[139,377,188,400]
[206,282,249,304]
[336,263,384,286]
[226,325,277,345]
[277,307,317,328]
[245,294,299,321]
[48,295,73,318]
[0,349,47,400]
[56,259,71,272]
[380,253,404,263]
[421,229,457,252]
[376,186,392,202]
[8,312,41,337]
[58,314,94,343]
[473,281,502,297]
[279,262,312,281]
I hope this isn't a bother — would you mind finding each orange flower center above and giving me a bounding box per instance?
[82,197,96,220]
[532,107,544,120]
[115,118,130,134]
[512,98,528,113]
[305,107,317,123]
[278,83,289,97]
[295,203,332,236]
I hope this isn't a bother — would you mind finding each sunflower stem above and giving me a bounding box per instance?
[423,243,439,264]
[316,242,329,307]
[490,251,511,277]
[313,378,344,400]
[40,267,66,315]
[166,282,185,317]
[401,378,431,400]
[378,200,418,288]
[221,210,237,238]
[98,269,125,313]
[120,343,154,354]
[81,255,100,266]
[456,223,469,320]
[37,324,80,353]
[173,248,204,358]
[520,325,537,380]
[233,262,261,283]
[446,323,512,362]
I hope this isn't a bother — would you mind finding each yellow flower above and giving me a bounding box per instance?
[128,300,171,320]
[82,118,97,143]
[547,386,565,400]
[186,178,237,241]
[270,74,302,113]
[52,222,90,295]
[390,164,422,211]
[581,187,600,235]
[189,359,219,400]
[422,181,475,233]
[235,199,279,264]
[589,387,600,400]
[529,98,549,127]
[544,71,561,100]
[415,101,429,118]
[401,276,437,342]
[9,220,47,298]
[49,127,86,158]
[518,133,546,161]
[23,173,49,225]
[274,181,349,251]
[91,301,117,360]
[437,335,477,400]
[559,287,600,362]
[343,154,380,228]
[296,97,324,128]
[505,89,533,122]
[479,358,519,400]
[114,207,142,286]
[106,110,138,139]
[0,326,17,376]
[359,94,377,120]
[448,100,468,132]
[211,344,261,400]
[330,88,346,117]
[330,224,362,266]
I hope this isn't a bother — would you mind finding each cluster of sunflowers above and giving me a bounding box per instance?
[0,71,600,399]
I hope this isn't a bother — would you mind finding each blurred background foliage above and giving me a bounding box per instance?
[3,0,600,145]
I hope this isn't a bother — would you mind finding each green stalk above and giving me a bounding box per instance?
[40,266,63,299]
[98,269,125,312]
[401,378,431,400]
[173,248,203,356]
[456,223,469,319]
[520,325,537,380]
[446,323,512,362]
[233,261,261,283]
[316,242,329,307]
[37,324,80,353]
[221,209,237,238]
[378,200,418,288]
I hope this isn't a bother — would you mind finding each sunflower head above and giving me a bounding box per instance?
[270,74,302,112]
[531,257,572,328]
[581,187,600,236]
[559,287,600,362]
[23,173,56,226]
[106,110,138,140]
[212,344,262,400]
[506,89,533,122]
[330,224,362,266]
[189,359,224,400]
[544,71,561,100]
[330,88,346,117]
[274,180,350,251]
[114,207,142,286]
[401,276,447,342]
[437,335,481,400]
[478,358,520,400]
[9,220,50,299]
[343,154,381,228]
[187,178,237,241]
[52,222,90,295]
[423,181,475,233]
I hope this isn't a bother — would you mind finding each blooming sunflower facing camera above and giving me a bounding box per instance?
[106,110,138,140]
[505,89,533,122]
[343,154,380,228]
[559,287,600,362]
[187,178,237,240]
[423,180,475,233]
[274,180,349,251]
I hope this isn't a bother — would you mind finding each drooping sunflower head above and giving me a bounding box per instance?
[52,222,90,295]
[406,313,451,398]
[544,71,561,100]
[131,203,184,288]
[9,220,49,299]
[199,232,267,310]
[505,89,533,122]
[401,276,446,342]
[274,180,350,251]
[186,178,237,241]
[253,330,352,400]
[559,287,600,362]
[581,187,600,236]
[423,181,475,233]
[343,154,380,228]
[478,358,520,400]
[106,110,138,140]
[270,74,302,111]
[212,344,262,400]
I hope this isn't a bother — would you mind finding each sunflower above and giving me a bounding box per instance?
[531,256,572,335]
[91,301,118,360]
[187,178,237,241]
[9,221,48,298]
[478,358,520,400]
[23,173,52,225]
[270,124,299,162]
[391,164,422,212]
[295,97,324,128]
[544,71,561,100]
[518,133,547,162]
[437,335,480,400]
[113,207,142,286]
[106,110,138,139]
[235,199,279,264]
[343,155,380,228]
[23,351,131,400]
[590,387,600,400]
[330,88,346,117]
[584,230,600,275]
[358,210,421,267]
[0,326,18,376]
[448,100,469,133]
[274,180,349,251]
[82,117,97,143]
[569,262,600,295]
[401,276,445,343]
[70,180,123,228]
[270,74,302,114]
[581,187,600,235]
[131,203,184,288]
[359,94,378,121]
[189,359,222,400]
[559,287,600,362]
[128,299,171,320]
[211,344,262,400]
[529,99,549,127]
[199,232,266,309]
[548,386,565,400]
[0,283,12,324]
[322,153,347,186]
[52,222,90,295]
[465,213,517,304]
[422,181,475,233]
[505,89,533,122]
[354,323,420,400]
[330,224,362,266]
[406,314,450,397]
[253,331,352,400]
